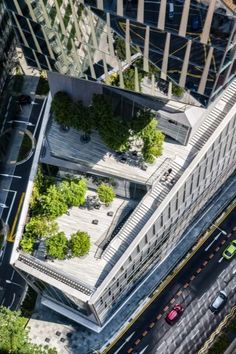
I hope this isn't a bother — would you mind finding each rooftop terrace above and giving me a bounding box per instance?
[13,78,236,299]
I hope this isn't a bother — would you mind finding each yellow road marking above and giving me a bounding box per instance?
[8,192,25,242]
[102,201,236,354]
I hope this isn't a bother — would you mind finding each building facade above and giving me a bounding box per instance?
[0,2,16,93]
[11,74,236,330]
[4,0,236,106]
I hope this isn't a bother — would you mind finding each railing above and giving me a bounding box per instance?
[18,253,94,296]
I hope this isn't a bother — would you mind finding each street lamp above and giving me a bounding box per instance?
[0,203,8,208]
[212,223,227,235]
[5,280,24,288]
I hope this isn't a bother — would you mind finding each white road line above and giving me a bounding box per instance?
[1,297,5,305]
[113,332,136,354]
[139,345,149,354]
[205,232,221,251]
[33,98,47,138]
[7,96,12,110]
[0,174,22,179]
[10,270,15,281]
[8,293,16,309]
[4,190,17,224]
[190,329,200,340]
[218,257,224,263]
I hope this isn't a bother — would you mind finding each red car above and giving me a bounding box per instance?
[165,304,184,325]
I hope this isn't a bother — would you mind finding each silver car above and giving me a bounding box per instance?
[209,291,227,313]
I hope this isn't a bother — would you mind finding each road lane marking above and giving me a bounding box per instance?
[170,298,175,304]
[127,348,133,353]
[183,283,189,288]
[221,239,226,245]
[134,339,141,345]
[142,331,148,337]
[4,190,17,225]
[196,268,202,274]
[218,257,223,263]
[139,345,149,354]
[215,246,220,252]
[176,290,182,296]
[157,314,162,320]
[113,332,135,354]
[190,275,196,280]
[149,322,155,328]
[203,260,208,266]
[8,293,16,309]
[204,232,221,251]
[209,253,214,259]
[8,192,25,242]
[163,306,169,311]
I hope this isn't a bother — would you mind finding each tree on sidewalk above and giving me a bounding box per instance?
[0,306,57,354]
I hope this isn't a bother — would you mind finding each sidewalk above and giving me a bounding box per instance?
[28,173,236,354]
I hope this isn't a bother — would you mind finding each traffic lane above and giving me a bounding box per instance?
[107,209,236,354]
[131,231,236,354]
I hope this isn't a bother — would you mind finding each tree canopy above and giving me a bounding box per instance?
[0,306,57,354]
[70,231,91,257]
[97,183,116,205]
[51,91,72,126]
[46,232,68,260]
[38,185,68,219]
[59,178,87,207]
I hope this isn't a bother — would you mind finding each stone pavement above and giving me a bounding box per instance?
[27,174,236,354]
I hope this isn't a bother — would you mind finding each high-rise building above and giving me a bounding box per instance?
[0,2,16,92]
[7,0,236,332]
[11,72,236,331]
[4,1,236,106]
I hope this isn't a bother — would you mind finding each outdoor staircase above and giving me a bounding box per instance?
[189,79,236,151]
[102,160,183,265]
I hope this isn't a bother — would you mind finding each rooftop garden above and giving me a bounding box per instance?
[20,166,116,260]
[51,92,164,164]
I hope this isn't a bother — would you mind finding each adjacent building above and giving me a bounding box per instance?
[0,2,16,92]
[4,0,236,106]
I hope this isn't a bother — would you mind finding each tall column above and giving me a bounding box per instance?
[198,47,214,95]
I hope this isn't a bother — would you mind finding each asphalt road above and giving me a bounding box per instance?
[0,95,46,310]
[106,205,236,354]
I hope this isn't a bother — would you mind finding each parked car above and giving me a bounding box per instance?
[165,304,184,325]
[222,239,236,260]
[209,291,227,313]
[17,94,31,105]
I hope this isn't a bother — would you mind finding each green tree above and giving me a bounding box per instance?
[24,217,58,239]
[97,183,115,205]
[20,235,35,253]
[38,185,68,218]
[0,307,57,354]
[46,232,68,259]
[131,108,154,134]
[139,118,164,163]
[51,91,73,125]
[172,83,184,97]
[70,231,91,257]
[59,178,87,207]
[71,101,93,135]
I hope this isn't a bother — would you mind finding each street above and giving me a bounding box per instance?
[106,205,236,354]
[0,88,46,310]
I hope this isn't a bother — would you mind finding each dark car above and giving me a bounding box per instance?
[165,304,184,325]
[209,291,227,313]
[17,94,31,105]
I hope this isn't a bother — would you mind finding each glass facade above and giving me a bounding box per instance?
[3,0,236,106]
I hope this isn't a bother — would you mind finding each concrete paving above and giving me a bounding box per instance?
[27,174,236,354]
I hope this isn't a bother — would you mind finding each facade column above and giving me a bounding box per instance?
[161,32,171,80]
[179,40,192,87]
[178,0,190,37]
[198,47,214,95]
[200,0,217,44]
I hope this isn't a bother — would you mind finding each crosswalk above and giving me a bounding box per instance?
[189,79,236,151]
